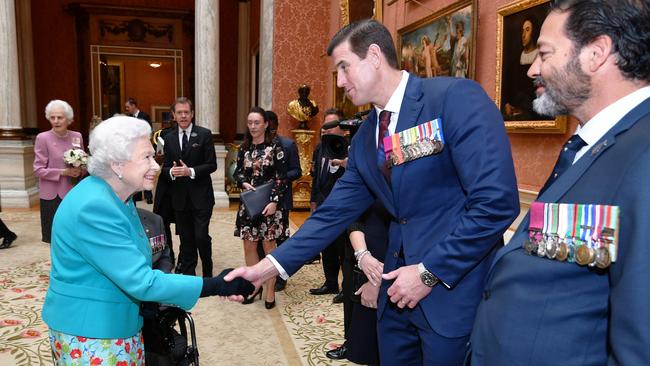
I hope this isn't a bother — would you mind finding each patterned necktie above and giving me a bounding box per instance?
[377,110,392,180]
[181,130,188,152]
[538,134,587,195]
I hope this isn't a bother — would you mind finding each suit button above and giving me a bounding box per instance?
[482,290,490,300]
[400,218,407,225]
[393,251,399,258]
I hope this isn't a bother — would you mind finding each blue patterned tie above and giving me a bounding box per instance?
[539,134,587,195]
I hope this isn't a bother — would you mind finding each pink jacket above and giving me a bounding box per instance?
[33,130,84,200]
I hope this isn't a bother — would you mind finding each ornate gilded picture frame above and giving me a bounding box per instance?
[397,0,478,80]
[497,0,567,133]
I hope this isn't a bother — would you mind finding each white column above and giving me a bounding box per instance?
[195,0,219,133]
[236,1,250,136]
[195,0,229,207]
[16,0,37,129]
[0,0,38,208]
[0,0,21,132]
[259,0,274,110]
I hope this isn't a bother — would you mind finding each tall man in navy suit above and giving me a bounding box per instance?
[470,1,650,365]
[161,97,217,277]
[227,19,519,365]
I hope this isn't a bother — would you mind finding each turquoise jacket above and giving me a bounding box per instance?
[42,176,202,338]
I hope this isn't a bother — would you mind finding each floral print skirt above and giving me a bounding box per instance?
[48,329,144,365]
[235,205,288,241]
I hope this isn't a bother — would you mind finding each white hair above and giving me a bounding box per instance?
[87,116,151,179]
[44,99,74,121]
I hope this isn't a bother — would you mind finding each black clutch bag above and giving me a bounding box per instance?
[240,182,273,219]
[350,265,368,303]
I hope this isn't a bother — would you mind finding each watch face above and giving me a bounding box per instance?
[421,272,436,287]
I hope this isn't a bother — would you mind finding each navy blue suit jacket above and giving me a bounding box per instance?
[272,75,519,338]
[470,96,650,365]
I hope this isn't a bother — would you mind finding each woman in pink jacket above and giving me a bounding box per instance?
[33,100,84,243]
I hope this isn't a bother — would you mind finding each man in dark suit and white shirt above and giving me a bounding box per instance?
[470,1,650,365]
[161,97,217,277]
[125,97,151,125]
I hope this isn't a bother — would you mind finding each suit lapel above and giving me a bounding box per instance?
[539,97,650,203]
[391,77,424,205]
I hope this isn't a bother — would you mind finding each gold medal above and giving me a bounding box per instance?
[575,244,595,266]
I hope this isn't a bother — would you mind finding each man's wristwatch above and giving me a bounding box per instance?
[418,263,438,287]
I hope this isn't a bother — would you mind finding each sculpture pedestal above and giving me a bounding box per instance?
[291,129,316,210]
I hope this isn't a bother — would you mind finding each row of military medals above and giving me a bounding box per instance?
[524,202,619,269]
[383,118,444,166]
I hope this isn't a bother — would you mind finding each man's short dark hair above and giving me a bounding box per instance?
[550,0,650,81]
[326,19,399,69]
[323,108,344,120]
[126,97,137,106]
[171,97,194,113]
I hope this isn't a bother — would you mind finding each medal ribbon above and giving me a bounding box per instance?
[550,203,559,239]
[529,202,544,240]
[558,203,568,243]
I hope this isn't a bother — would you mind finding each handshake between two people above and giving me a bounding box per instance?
[199,268,256,301]
[200,259,282,302]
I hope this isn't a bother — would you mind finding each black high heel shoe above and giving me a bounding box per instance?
[242,288,262,305]
[265,298,276,309]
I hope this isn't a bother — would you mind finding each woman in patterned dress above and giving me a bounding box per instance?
[234,106,288,309]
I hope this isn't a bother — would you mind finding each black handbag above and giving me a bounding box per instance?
[240,182,273,219]
[350,265,368,303]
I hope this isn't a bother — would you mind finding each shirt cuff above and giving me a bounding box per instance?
[189,167,196,179]
[169,170,176,181]
[420,262,450,289]
[267,254,289,280]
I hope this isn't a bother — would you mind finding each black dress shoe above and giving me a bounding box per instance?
[309,284,339,295]
[274,277,287,292]
[325,345,347,360]
[332,291,345,304]
[0,233,17,249]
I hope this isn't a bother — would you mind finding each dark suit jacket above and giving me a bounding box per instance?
[161,124,217,211]
[153,127,176,222]
[134,111,151,126]
[136,208,172,273]
[470,96,650,366]
[272,75,519,338]
[278,135,301,210]
[310,142,346,206]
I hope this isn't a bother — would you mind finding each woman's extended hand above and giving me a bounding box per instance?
[355,281,380,309]
[360,254,384,287]
[242,182,255,191]
[262,202,277,216]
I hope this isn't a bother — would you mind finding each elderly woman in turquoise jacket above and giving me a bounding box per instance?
[42,116,252,365]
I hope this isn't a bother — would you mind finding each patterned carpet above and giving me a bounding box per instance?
[0,208,351,365]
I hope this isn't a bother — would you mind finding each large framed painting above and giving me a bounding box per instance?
[398,0,478,80]
[497,0,567,133]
